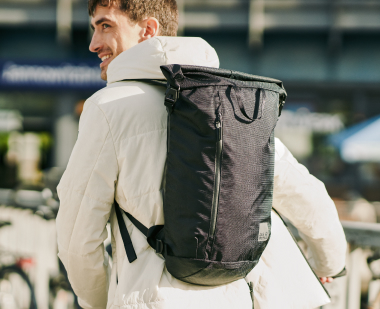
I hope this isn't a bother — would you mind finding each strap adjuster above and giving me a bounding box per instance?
[164,86,180,112]
[156,239,164,254]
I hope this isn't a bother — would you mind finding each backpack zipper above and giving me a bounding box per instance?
[210,113,223,238]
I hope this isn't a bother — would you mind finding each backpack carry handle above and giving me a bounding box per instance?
[232,86,263,122]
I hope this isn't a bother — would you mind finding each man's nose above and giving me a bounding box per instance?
[89,31,101,53]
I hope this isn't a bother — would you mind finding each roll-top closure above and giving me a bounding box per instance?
[160,64,287,99]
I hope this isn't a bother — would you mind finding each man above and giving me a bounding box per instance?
[56,1,347,308]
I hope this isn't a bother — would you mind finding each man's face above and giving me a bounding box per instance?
[89,5,143,81]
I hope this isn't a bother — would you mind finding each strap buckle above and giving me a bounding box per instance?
[164,86,180,112]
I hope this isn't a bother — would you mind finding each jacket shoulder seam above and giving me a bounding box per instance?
[86,86,108,102]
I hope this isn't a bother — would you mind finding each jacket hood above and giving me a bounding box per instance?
[107,36,219,83]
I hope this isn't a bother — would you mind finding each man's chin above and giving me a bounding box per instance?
[100,69,107,81]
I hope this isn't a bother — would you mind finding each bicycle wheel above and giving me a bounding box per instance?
[49,272,80,309]
[0,265,37,309]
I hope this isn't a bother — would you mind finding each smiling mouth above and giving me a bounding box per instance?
[100,54,112,67]
[101,55,111,62]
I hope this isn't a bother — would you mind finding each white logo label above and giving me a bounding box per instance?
[258,223,269,242]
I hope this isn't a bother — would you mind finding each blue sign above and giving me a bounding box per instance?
[0,60,106,90]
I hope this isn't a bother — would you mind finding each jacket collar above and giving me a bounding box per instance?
[106,36,220,84]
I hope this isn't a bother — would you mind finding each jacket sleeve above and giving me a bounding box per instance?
[56,100,118,309]
[273,138,347,277]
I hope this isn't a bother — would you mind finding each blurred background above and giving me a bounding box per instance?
[0,0,379,308]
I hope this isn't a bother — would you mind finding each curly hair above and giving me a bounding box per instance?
[88,0,178,36]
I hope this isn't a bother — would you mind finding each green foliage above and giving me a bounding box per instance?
[39,132,53,151]
[0,133,9,153]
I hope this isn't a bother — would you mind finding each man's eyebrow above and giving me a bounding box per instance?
[91,17,113,30]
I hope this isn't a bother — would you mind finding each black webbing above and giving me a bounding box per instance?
[114,202,138,262]
[114,201,154,263]
[248,282,254,309]
[114,202,137,263]
[125,212,148,236]
[234,87,262,121]
[114,201,165,261]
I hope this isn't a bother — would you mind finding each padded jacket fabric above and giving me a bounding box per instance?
[56,36,347,309]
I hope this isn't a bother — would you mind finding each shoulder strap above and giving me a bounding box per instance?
[125,212,148,235]
[113,79,167,262]
[114,201,165,263]
[114,201,140,263]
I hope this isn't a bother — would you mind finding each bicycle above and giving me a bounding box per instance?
[367,251,380,309]
[0,182,81,309]
[0,220,37,309]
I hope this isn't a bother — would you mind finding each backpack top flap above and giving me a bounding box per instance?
[160,64,286,96]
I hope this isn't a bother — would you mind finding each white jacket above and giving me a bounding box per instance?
[56,37,346,309]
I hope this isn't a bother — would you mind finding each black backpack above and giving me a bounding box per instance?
[115,64,287,286]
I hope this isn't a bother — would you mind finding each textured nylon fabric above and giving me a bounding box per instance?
[212,87,277,262]
[160,64,286,285]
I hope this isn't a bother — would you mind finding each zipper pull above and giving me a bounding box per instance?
[216,113,222,141]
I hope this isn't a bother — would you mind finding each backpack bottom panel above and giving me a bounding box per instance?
[165,254,257,286]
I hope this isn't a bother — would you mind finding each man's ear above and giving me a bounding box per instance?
[140,17,160,41]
